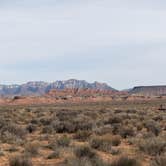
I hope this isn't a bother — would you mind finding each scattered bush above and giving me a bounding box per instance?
[57,135,71,147]
[63,157,110,166]
[111,156,140,166]
[25,142,40,156]
[90,135,112,152]
[75,146,96,159]
[144,120,161,136]
[74,130,91,141]
[9,154,33,166]
[119,126,135,138]
[139,137,166,156]
[105,116,122,125]
[111,136,121,146]
[26,124,36,133]
[47,150,60,159]
[151,155,166,166]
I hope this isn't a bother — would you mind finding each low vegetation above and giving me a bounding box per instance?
[0,99,165,165]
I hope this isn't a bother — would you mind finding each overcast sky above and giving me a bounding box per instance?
[0,0,166,89]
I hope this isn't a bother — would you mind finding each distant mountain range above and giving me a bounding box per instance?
[0,79,116,97]
[1,79,166,97]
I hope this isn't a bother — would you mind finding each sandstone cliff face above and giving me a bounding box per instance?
[130,86,166,96]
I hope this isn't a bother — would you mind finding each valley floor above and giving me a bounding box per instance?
[0,99,165,166]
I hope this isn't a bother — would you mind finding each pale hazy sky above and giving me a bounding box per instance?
[0,0,166,89]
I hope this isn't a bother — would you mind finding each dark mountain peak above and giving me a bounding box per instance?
[0,79,116,97]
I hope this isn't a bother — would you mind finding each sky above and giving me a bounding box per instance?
[0,0,166,89]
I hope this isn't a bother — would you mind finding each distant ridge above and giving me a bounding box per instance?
[0,79,116,97]
[129,85,166,96]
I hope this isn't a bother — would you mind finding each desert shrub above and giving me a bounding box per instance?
[119,126,135,138]
[144,120,161,136]
[56,110,79,122]
[26,124,36,133]
[0,121,26,144]
[30,119,39,125]
[111,135,121,146]
[105,116,122,125]
[94,126,112,136]
[75,146,96,159]
[74,119,93,131]
[151,155,166,166]
[9,154,33,166]
[57,135,71,147]
[74,130,91,141]
[6,146,19,153]
[139,137,166,156]
[42,125,54,134]
[0,148,4,156]
[90,135,112,152]
[52,121,76,133]
[53,117,93,133]
[126,109,137,114]
[136,123,144,131]
[39,118,52,126]
[110,147,120,155]
[63,157,110,166]
[153,115,163,121]
[111,124,121,135]
[47,141,57,151]
[25,142,40,156]
[47,150,60,159]
[114,109,124,114]
[111,156,140,166]
[1,122,26,139]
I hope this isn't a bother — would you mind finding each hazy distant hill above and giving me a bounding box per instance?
[0,79,116,97]
[129,86,166,96]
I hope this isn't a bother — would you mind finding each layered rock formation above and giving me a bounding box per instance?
[130,86,166,96]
